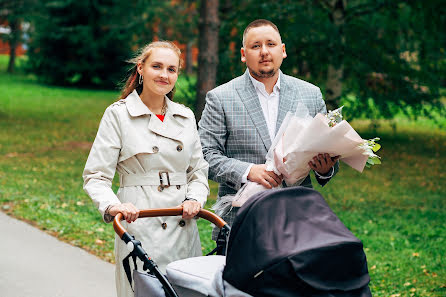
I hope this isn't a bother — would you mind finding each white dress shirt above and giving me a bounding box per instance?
[240,71,334,184]
[241,71,281,183]
[248,72,281,141]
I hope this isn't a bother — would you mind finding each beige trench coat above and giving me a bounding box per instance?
[83,90,209,297]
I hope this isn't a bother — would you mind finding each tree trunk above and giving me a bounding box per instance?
[325,0,346,111]
[326,64,344,111]
[7,18,20,74]
[195,0,219,121]
[186,40,194,75]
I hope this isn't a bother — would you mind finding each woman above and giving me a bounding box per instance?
[83,41,209,297]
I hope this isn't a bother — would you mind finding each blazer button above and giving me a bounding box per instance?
[176,145,183,152]
[161,222,167,230]
[176,185,181,190]
[152,146,159,153]
[158,185,163,192]
[178,220,186,227]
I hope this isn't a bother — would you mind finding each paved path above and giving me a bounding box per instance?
[0,211,116,297]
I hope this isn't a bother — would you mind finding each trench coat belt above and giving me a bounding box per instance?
[119,172,187,187]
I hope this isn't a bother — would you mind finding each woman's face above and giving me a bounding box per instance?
[138,47,179,98]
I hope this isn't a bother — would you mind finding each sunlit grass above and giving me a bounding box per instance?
[1,56,445,296]
[313,120,445,296]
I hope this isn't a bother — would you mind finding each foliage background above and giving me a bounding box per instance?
[3,0,444,120]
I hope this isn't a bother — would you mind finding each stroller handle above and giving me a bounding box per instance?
[113,207,227,238]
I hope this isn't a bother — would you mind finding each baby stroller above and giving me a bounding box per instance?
[114,187,372,297]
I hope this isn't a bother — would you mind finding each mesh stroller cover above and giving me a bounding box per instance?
[223,186,372,297]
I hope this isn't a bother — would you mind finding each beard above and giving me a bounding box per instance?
[249,67,276,79]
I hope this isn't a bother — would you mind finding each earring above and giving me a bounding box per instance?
[139,74,143,85]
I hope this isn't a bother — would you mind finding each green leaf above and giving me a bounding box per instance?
[371,157,382,165]
[372,143,381,152]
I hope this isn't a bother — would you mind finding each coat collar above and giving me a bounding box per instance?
[125,90,191,141]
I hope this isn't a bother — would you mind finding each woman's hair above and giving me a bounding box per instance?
[120,41,183,100]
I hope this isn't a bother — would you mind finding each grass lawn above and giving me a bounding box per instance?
[1,56,445,296]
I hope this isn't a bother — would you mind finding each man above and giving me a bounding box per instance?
[198,19,339,238]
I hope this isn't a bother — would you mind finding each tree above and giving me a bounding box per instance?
[0,0,38,73]
[26,0,143,88]
[195,0,219,120]
[149,1,200,108]
[333,0,445,118]
[165,1,199,75]
[5,16,19,73]
[214,0,445,120]
[317,0,347,111]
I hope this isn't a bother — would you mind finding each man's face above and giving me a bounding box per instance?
[241,25,287,79]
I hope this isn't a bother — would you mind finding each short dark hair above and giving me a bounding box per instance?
[242,19,281,47]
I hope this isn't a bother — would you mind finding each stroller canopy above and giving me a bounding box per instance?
[223,186,371,297]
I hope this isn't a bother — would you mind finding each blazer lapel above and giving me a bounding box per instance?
[236,70,272,150]
[276,72,298,134]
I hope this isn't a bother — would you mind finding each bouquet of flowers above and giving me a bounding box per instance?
[213,103,381,216]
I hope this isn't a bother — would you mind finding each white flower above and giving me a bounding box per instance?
[325,106,344,127]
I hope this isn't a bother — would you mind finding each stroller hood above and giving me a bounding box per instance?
[223,187,371,297]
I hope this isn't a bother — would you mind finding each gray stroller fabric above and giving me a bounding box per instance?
[133,270,166,297]
[167,255,225,296]
[223,186,372,297]
[166,255,253,297]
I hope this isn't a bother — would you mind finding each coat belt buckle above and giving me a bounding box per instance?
[159,171,171,189]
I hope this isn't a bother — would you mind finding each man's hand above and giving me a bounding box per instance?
[181,200,201,219]
[109,203,140,223]
[308,153,339,175]
[248,164,283,189]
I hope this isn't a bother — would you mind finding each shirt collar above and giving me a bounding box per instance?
[248,70,281,94]
[125,90,190,118]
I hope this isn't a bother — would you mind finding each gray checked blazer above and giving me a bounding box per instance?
[198,69,338,238]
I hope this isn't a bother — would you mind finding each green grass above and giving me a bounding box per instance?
[313,121,445,296]
[1,55,445,296]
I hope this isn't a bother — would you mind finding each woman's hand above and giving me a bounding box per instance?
[181,200,201,219]
[109,203,140,223]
